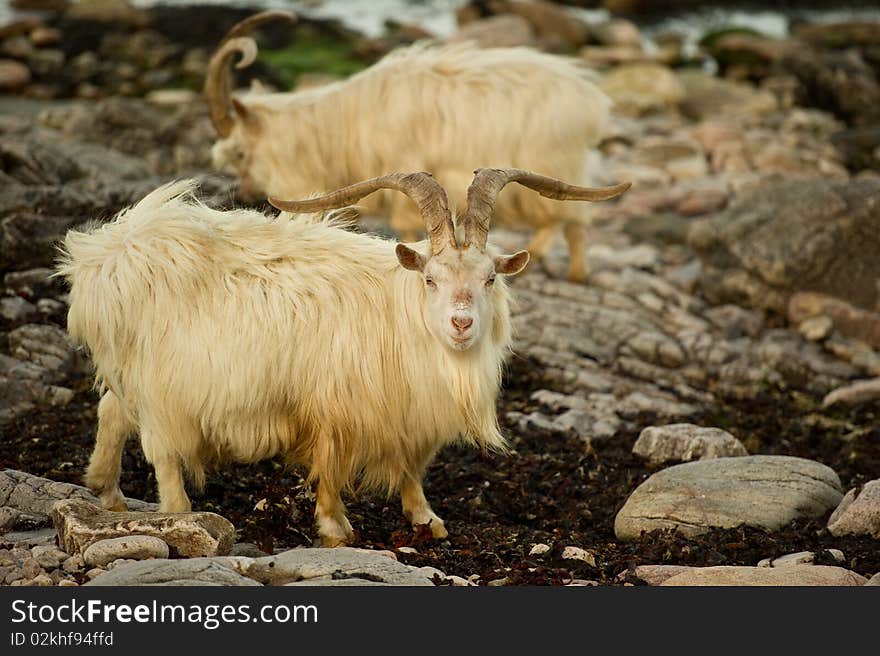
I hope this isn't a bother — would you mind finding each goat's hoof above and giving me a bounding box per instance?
[414,518,448,539]
[94,488,128,512]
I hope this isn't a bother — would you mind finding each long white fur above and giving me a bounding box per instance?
[56,180,512,540]
[214,42,610,238]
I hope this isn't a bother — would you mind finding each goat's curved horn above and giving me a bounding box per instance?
[204,10,297,138]
[463,168,632,249]
[269,173,456,253]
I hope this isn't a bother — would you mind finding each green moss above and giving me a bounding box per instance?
[697,26,764,49]
[257,31,367,88]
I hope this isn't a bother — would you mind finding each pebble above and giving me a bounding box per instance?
[0,58,31,91]
[561,546,596,566]
[799,315,834,341]
[757,549,844,568]
[529,543,551,556]
[632,423,748,464]
[827,480,880,538]
[83,535,170,567]
[31,545,67,570]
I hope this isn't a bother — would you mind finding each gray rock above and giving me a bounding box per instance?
[0,469,155,530]
[614,455,843,540]
[0,296,36,321]
[660,565,866,586]
[8,323,84,381]
[827,480,880,538]
[632,423,748,464]
[30,545,68,570]
[83,535,170,567]
[85,558,259,587]
[689,178,880,313]
[0,527,58,547]
[623,565,693,586]
[757,549,844,568]
[823,378,880,407]
[52,499,234,558]
[244,547,439,586]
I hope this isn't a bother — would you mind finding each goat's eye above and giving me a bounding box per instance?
[425,277,437,289]
[486,276,496,287]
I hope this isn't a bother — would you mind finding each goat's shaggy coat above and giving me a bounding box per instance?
[57,181,512,539]
[213,42,611,278]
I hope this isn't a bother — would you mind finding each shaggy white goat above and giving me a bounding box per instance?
[207,11,614,281]
[57,170,628,546]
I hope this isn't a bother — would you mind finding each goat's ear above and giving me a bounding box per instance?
[396,244,426,272]
[495,250,530,276]
[232,98,261,132]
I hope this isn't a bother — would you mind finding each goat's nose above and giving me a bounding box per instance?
[452,316,473,332]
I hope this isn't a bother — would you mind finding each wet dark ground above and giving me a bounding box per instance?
[2,339,879,585]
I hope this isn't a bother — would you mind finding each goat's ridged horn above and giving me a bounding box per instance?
[463,168,632,249]
[270,173,457,253]
[204,10,297,138]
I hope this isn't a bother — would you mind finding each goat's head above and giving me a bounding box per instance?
[205,11,297,201]
[269,170,630,352]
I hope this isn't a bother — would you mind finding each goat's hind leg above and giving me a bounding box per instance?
[85,390,132,511]
[563,222,589,283]
[401,475,447,539]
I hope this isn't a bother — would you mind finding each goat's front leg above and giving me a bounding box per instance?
[152,451,191,513]
[401,475,448,539]
[315,479,354,547]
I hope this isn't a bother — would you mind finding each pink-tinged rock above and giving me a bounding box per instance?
[827,480,880,538]
[660,565,866,586]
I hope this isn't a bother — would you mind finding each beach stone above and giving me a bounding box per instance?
[0,59,31,92]
[30,545,67,570]
[822,378,880,407]
[632,424,748,464]
[789,292,880,350]
[561,546,596,565]
[660,565,866,586]
[0,528,58,547]
[827,480,880,538]
[529,543,551,556]
[614,455,843,540]
[244,547,440,586]
[757,549,845,568]
[85,558,259,586]
[690,178,880,313]
[51,499,234,558]
[678,70,777,121]
[0,470,155,530]
[624,565,693,585]
[0,296,37,321]
[601,63,685,115]
[83,535,170,567]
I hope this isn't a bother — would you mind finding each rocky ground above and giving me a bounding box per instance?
[1,0,879,586]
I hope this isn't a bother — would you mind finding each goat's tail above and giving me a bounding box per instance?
[54,180,203,393]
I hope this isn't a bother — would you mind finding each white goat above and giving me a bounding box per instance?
[207,11,614,281]
[57,170,628,546]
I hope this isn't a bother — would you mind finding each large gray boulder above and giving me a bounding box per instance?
[614,455,843,539]
[0,469,155,531]
[689,178,880,313]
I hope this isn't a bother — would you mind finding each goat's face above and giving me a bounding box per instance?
[210,100,272,203]
[397,243,529,352]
